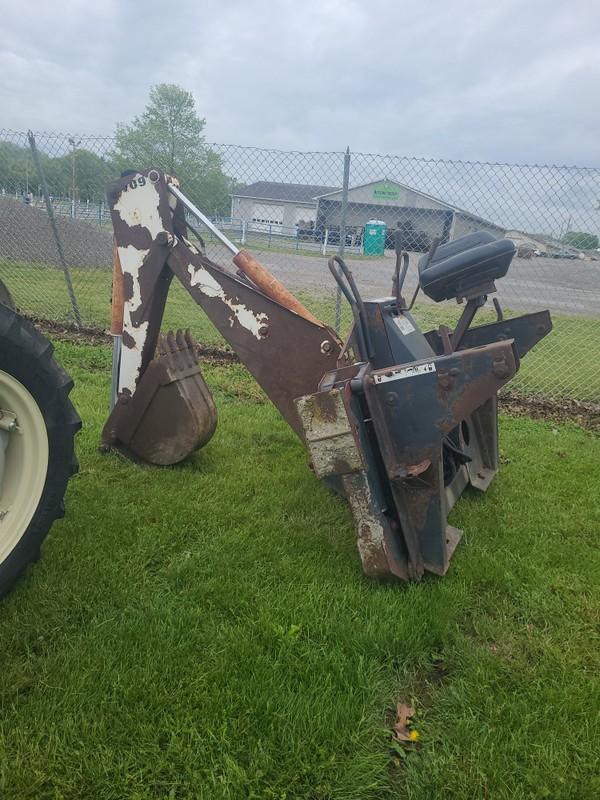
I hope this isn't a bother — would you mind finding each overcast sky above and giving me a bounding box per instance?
[1,0,598,165]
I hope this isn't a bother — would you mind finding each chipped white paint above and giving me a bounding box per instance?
[115,243,151,394]
[187,262,268,338]
[113,180,167,392]
[114,178,165,240]
[112,174,265,394]
[118,245,148,315]
[165,176,180,211]
[296,391,351,442]
[119,321,149,394]
[112,174,174,395]
[181,236,199,256]
[295,390,363,479]
[342,472,387,574]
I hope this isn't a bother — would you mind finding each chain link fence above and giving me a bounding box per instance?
[1,129,599,401]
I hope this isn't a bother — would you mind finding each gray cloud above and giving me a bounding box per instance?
[1,0,599,164]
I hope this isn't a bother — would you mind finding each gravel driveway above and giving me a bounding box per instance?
[205,242,600,318]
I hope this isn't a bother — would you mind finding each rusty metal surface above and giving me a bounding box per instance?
[342,471,407,579]
[295,389,363,479]
[107,169,177,395]
[103,168,553,584]
[361,340,519,577]
[110,244,124,335]
[105,168,343,442]
[366,340,517,469]
[101,329,217,465]
[233,249,323,326]
[167,243,342,437]
[462,396,499,491]
[294,368,410,580]
[424,310,553,359]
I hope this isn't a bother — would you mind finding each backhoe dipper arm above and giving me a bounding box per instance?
[106,169,342,438]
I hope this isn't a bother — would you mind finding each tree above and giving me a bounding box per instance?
[0,140,111,203]
[0,141,35,195]
[45,149,113,202]
[112,84,231,215]
[562,231,599,251]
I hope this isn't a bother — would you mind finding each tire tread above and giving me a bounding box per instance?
[0,306,80,597]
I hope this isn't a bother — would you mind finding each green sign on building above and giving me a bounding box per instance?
[372,182,400,201]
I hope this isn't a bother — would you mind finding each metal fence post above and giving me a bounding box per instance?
[27,131,83,327]
[335,146,351,333]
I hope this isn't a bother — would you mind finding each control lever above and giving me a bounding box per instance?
[392,229,410,308]
[328,256,374,361]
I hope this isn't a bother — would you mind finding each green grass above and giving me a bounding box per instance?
[0,260,229,348]
[2,259,600,401]
[0,339,599,799]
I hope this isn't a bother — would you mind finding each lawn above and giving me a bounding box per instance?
[0,339,598,799]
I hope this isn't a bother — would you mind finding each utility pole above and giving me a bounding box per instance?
[68,137,81,218]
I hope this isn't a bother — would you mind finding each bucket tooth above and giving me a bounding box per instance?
[101,330,217,465]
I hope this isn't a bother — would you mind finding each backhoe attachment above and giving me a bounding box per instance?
[101,169,342,464]
[102,169,552,581]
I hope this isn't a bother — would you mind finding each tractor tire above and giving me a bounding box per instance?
[0,304,80,597]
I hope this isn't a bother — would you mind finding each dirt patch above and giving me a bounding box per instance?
[31,316,111,347]
[33,317,240,365]
[194,344,239,365]
[500,391,600,432]
[0,196,112,268]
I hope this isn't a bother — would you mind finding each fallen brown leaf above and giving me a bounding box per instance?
[393,702,416,742]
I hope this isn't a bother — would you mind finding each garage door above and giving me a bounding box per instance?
[251,203,284,232]
[295,207,317,226]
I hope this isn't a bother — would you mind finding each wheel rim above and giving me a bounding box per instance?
[0,369,49,564]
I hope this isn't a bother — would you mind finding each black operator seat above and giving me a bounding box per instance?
[418,232,516,302]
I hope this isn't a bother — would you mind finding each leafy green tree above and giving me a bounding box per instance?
[112,84,231,215]
[44,149,112,202]
[43,148,114,203]
[74,150,113,202]
[562,231,599,250]
[0,140,111,203]
[0,141,36,194]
